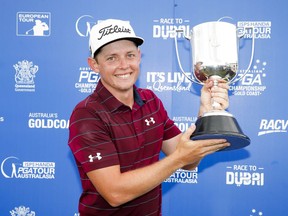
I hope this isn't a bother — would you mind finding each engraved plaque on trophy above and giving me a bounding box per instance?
[175,20,255,150]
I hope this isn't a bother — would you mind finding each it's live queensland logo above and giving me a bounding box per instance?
[1,156,55,179]
[146,71,192,92]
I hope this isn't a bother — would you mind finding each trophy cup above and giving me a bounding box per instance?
[175,20,255,151]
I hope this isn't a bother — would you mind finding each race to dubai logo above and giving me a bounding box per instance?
[16,12,51,36]
[226,164,264,187]
[13,60,39,92]
[152,17,191,39]
[1,156,55,179]
[10,206,35,216]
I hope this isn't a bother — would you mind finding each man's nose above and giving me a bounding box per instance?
[118,57,129,69]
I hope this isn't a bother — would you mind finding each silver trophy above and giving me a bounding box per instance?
[175,19,255,151]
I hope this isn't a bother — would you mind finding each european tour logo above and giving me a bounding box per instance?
[16,12,51,36]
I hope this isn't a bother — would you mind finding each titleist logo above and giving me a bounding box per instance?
[98,24,131,40]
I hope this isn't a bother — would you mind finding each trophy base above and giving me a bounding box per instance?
[190,111,250,151]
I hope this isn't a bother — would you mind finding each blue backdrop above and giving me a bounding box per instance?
[1,0,287,215]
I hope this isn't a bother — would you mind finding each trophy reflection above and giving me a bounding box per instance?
[175,19,255,151]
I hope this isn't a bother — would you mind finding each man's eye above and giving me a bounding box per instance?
[107,57,115,61]
[128,53,135,58]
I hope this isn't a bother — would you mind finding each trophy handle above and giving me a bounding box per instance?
[174,29,203,85]
[229,26,255,84]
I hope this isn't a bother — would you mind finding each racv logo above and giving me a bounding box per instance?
[258,119,287,136]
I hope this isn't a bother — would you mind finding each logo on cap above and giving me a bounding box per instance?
[98,24,131,40]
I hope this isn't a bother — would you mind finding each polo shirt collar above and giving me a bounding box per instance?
[93,80,146,111]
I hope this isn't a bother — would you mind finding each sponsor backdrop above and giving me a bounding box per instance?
[1,0,287,215]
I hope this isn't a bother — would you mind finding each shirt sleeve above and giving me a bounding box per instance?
[68,107,120,173]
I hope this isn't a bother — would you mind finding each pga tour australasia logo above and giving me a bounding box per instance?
[16,12,51,36]
[164,168,198,184]
[1,156,55,179]
[13,60,39,92]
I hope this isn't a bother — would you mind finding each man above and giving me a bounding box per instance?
[68,19,230,216]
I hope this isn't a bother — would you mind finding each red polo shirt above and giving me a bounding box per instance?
[68,80,181,216]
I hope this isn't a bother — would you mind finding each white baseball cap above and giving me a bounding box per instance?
[89,19,144,57]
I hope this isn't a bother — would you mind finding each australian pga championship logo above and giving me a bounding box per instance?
[16,12,51,36]
[13,60,39,92]
[75,67,99,93]
[230,58,267,96]
[1,156,55,179]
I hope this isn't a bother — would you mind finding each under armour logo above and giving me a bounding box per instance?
[145,117,155,126]
[89,153,102,162]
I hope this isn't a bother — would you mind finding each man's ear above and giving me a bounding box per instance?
[87,57,99,72]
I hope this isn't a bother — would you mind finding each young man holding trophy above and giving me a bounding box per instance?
[68,19,230,216]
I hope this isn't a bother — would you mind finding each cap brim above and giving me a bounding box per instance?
[92,37,144,57]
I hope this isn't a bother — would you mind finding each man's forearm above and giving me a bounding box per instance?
[92,150,184,207]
